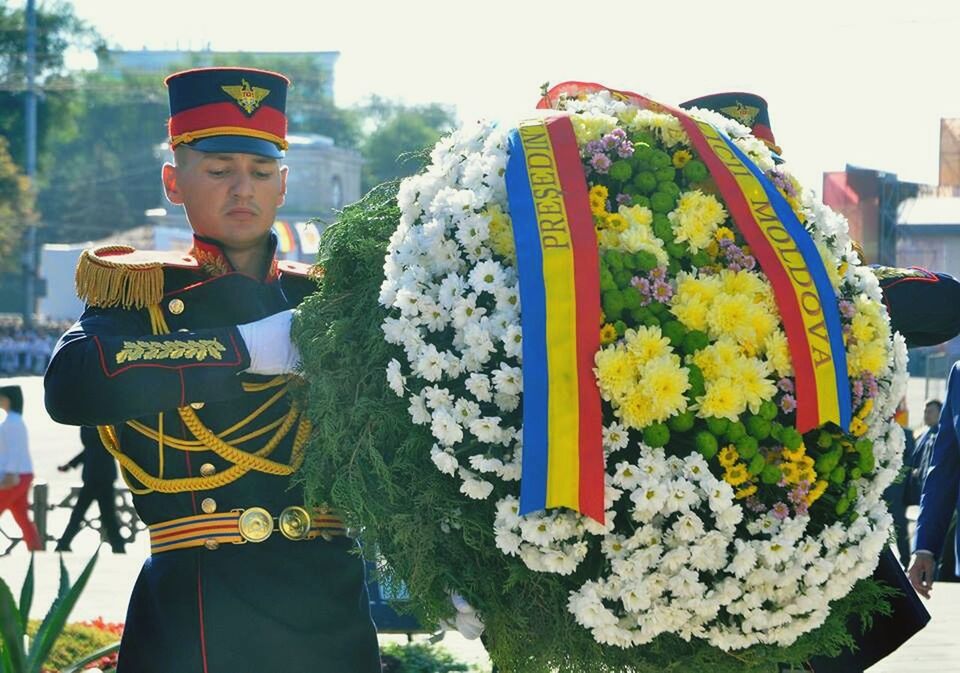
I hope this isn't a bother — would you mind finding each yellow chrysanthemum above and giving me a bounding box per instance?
[671,295,710,332]
[570,113,618,144]
[617,385,656,430]
[731,357,777,414]
[606,213,628,233]
[706,292,753,338]
[691,338,741,381]
[724,463,750,487]
[599,323,618,346]
[696,378,746,421]
[849,417,868,437]
[485,204,516,263]
[781,444,806,463]
[807,479,829,505]
[715,226,735,242]
[597,228,621,249]
[589,185,609,215]
[735,483,758,500]
[669,190,728,252]
[594,347,638,401]
[620,204,654,228]
[675,272,722,304]
[718,445,740,468]
[781,461,801,484]
[672,149,693,168]
[625,326,672,364]
[764,330,793,378]
[639,355,690,421]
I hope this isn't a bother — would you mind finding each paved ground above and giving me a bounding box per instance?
[1,375,958,671]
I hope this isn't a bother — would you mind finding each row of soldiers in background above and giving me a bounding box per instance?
[0,322,74,376]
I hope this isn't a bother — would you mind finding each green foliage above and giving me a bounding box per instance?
[25,621,118,672]
[0,552,99,673]
[0,135,35,273]
[379,642,472,673]
[294,181,899,672]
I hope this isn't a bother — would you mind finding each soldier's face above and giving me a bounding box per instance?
[924,403,941,426]
[163,149,287,252]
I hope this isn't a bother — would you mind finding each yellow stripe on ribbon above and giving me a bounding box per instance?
[517,120,580,510]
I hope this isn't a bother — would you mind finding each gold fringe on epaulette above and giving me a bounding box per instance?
[75,247,164,309]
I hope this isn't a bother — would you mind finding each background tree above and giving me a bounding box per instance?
[359,97,456,191]
[0,134,35,273]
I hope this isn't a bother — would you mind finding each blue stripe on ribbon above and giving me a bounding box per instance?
[720,133,852,430]
[506,127,549,514]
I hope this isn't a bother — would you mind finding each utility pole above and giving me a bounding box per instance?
[22,0,37,328]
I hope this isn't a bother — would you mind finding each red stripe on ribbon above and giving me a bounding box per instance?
[546,116,605,523]
[169,102,287,139]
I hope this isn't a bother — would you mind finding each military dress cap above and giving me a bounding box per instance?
[680,91,783,158]
[165,67,290,159]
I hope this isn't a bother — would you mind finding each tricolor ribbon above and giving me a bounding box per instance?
[538,82,851,433]
[505,115,605,523]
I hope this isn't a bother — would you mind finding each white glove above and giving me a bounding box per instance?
[236,309,302,375]
[440,593,485,640]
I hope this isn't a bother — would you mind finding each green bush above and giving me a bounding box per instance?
[380,642,473,673]
[26,621,118,672]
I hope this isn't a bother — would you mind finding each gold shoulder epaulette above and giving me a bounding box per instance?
[76,245,199,310]
[277,259,323,280]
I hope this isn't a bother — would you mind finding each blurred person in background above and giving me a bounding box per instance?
[0,384,42,550]
[55,426,126,554]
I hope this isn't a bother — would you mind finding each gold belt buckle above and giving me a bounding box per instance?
[278,506,312,541]
[238,507,273,543]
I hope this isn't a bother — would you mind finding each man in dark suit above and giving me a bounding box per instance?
[55,426,126,553]
[910,367,960,596]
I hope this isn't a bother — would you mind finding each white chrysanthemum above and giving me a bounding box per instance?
[385,358,405,397]
[430,445,459,476]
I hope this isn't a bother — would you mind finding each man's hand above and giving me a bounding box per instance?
[237,309,302,376]
[908,552,937,599]
[439,593,484,640]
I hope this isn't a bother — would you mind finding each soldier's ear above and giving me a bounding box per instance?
[162,163,184,205]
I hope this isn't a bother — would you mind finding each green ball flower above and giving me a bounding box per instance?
[781,427,803,450]
[633,195,652,210]
[835,498,851,516]
[761,464,783,485]
[602,290,626,320]
[633,250,659,272]
[687,364,706,397]
[725,421,747,442]
[705,416,729,435]
[655,166,676,183]
[694,431,719,459]
[650,191,677,214]
[668,410,695,433]
[683,159,708,182]
[759,400,779,421]
[632,171,658,194]
[830,466,846,484]
[609,159,633,183]
[748,453,767,476]
[746,415,772,441]
[652,214,674,241]
[816,431,833,449]
[665,241,687,259]
[622,287,643,311]
[649,150,672,169]
[735,435,759,459]
[643,423,671,448]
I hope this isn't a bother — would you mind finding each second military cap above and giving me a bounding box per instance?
[680,92,782,158]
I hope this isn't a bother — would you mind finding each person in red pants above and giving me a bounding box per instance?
[0,384,42,551]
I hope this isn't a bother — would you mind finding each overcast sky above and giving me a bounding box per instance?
[50,0,960,191]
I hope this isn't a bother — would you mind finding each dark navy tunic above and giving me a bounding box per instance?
[44,235,380,673]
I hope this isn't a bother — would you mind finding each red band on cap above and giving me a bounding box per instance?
[168,102,287,142]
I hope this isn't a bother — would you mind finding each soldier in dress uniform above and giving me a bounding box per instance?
[681,92,960,672]
[44,67,380,673]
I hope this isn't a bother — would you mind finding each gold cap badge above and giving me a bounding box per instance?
[222,79,270,115]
